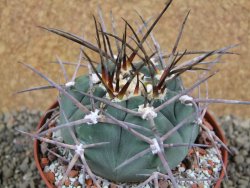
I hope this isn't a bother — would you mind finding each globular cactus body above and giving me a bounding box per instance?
[59,69,199,182]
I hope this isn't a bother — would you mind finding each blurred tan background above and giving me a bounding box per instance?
[0,0,249,117]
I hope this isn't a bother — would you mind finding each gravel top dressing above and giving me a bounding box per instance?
[42,146,222,188]
[0,109,249,188]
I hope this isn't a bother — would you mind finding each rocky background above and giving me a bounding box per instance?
[0,0,250,117]
[0,109,249,188]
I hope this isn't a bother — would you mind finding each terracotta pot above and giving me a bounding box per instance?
[34,101,228,188]
[34,102,58,188]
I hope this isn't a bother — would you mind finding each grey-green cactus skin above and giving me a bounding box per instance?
[59,73,199,183]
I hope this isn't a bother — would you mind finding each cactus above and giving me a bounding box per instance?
[56,2,200,183]
[59,69,198,183]
[16,0,250,187]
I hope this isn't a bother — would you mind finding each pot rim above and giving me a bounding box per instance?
[34,101,228,188]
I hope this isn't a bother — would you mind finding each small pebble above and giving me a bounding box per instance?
[44,171,55,184]
[3,167,13,179]
[234,155,245,164]
[41,157,49,168]
[69,170,79,178]
[64,178,70,186]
